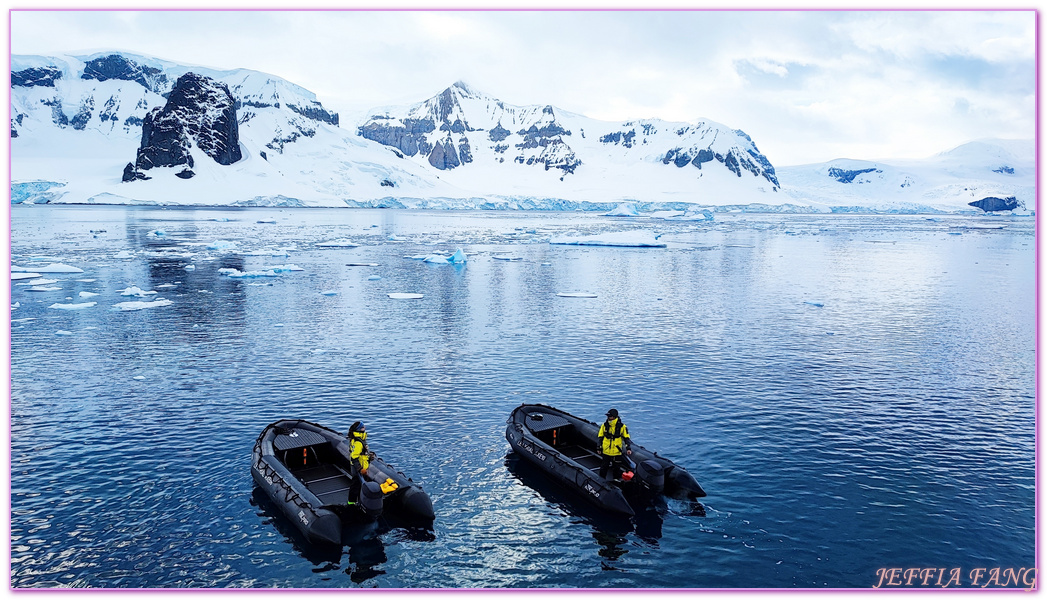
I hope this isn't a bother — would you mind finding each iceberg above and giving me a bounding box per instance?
[25,263,85,273]
[320,290,338,296]
[207,240,238,250]
[28,278,59,285]
[113,299,174,311]
[56,330,73,336]
[26,286,62,292]
[422,248,467,264]
[78,291,100,298]
[549,231,667,248]
[367,275,382,281]
[184,264,197,271]
[557,292,598,298]
[388,293,424,299]
[605,202,641,217]
[49,301,97,310]
[11,302,20,310]
[113,250,135,259]
[264,264,305,272]
[492,256,522,261]
[11,272,42,280]
[346,262,380,267]
[155,284,177,289]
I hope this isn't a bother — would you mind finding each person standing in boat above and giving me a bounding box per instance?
[346,421,370,504]
[598,408,632,480]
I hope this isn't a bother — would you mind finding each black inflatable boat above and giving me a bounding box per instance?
[251,419,434,545]
[505,404,706,516]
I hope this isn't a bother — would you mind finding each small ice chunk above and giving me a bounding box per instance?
[148,229,166,237]
[423,248,467,264]
[207,240,238,250]
[492,256,522,261]
[113,299,173,311]
[320,290,338,296]
[557,292,598,298]
[317,239,359,248]
[221,269,278,278]
[256,218,277,224]
[184,264,196,271]
[11,272,42,280]
[541,263,552,266]
[113,250,134,259]
[11,302,20,310]
[28,263,85,273]
[274,323,284,327]
[56,330,73,336]
[79,291,100,298]
[28,278,59,285]
[133,375,146,380]
[388,293,423,299]
[367,275,382,281]
[346,262,379,267]
[804,301,825,307]
[155,284,177,289]
[49,301,97,310]
[76,279,97,283]
[26,286,62,292]
[119,286,157,297]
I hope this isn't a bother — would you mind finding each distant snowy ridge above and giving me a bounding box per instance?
[776,138,1034,214]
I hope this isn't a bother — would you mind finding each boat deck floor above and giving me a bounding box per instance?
[294,463,354,506]
[558,443,603,472]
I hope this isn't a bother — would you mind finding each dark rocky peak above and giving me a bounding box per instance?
[12,66,62,88]
[82,54,169,94]
[123,72,241,181]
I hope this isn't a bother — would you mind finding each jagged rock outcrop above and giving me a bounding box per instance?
[12,67,62,88]
[125,72,241,181]
[82,54,170,94]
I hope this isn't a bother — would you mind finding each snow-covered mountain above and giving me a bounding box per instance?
[776,138,1034,214]
[11,52,459,206]
[357,81,781,203]
[9,51,1034,214]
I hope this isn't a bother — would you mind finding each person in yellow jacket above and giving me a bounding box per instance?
[346,421,370,505]
[598,408,632,480]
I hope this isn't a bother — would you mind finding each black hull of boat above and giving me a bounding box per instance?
[252,419,434,546]
[505,404,705,517]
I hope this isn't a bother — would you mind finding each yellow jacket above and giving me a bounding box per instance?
[350,436,370,472]
[598,418,630,456]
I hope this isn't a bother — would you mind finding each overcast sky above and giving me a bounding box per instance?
[9,7,1036,166]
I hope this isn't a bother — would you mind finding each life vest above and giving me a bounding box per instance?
[350,433,370,472]
[599,418,629,456]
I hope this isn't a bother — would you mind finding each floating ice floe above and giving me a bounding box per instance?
[557,292,598,298]
[49,301,97,310]
[119,286,157,297]
[26,286,62,292]
[29,278,59,285]
[113,251,134,259]
[550,231,667,248]
[148,229,166,237]
[11,302,20,310]
[78,291,99,298]
[56,330,73,336]
[155,284,177,289]
[113,299,173,311]
[257,218,277,224]
[346,262,379,267]
[492,256,522,261]
[23,263,85,273]
[541,262,552,266]
[207,240,238,251]
[11,272,42,280]
[76,279,97,283]
[184,264,196,271]
[317,239,359,248]
[367,275,382,281]
[388,293,423,299]
[320,290,338,296]
[265,264,305,272]
[605,202,642,217]
[422,248,467,264]
[133,375,146,380]
[804,301,825,307]
[219,268,278,278]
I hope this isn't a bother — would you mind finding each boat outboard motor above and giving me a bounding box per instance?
[635,459,665,494]
[359,481,384,519]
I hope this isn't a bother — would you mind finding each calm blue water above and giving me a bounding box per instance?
[9,206,1036,588]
